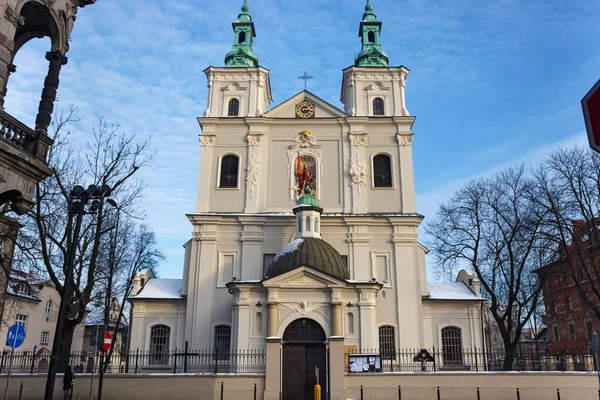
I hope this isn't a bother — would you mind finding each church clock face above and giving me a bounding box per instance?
[295,101,315,119]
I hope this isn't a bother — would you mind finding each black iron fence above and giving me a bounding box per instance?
[345,348,597,373]
[0,348,266,374]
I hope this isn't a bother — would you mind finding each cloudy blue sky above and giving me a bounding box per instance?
[5,0,599,278]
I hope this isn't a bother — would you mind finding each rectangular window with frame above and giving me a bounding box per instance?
[40,331,49,345]
[263,254,276,278]
[569,323,576,340]
[554,326,560,342]
[15,314,27,330]
[587,321,593,338]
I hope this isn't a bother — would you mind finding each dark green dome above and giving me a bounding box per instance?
[264,237,349,280]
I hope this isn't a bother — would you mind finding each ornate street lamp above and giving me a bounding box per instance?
[44,184,112,400]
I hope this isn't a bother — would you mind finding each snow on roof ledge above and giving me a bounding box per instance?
[426,282,483,301]
[132,278,183,300]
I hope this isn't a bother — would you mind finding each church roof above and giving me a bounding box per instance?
[426,282,483,301]
[265,237,349,281]
[132,278,183,300]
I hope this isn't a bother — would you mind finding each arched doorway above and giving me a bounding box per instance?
[282,318,327,400]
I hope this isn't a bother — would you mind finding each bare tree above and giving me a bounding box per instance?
[14,108,155,371]
[104,223,163,368]
[533,147,600,322]
[425,166,549,370]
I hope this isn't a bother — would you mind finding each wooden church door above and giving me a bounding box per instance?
[282,318,327,400]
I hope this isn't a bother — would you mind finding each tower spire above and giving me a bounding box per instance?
[356,0,388,67]
[224,0,258,67]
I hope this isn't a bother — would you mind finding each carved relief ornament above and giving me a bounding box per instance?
[199,134,216,148]
[285,275,326,287]
[396,133,414,146]
[350,156,367,194]
[5,7,25,26]
[281,302,321,316]
[246,154,260,198]
[349,132,369,147]
[246,133,263,147]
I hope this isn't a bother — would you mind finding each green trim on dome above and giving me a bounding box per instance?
[296,187,321,208]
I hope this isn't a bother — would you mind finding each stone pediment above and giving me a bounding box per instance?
[262,266,346,289]
[263,90,348,119]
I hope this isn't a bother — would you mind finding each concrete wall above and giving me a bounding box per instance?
[344,372,598,400]
[0,372,596,400]
[0,373,265,400]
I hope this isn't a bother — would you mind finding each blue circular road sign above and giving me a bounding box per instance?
[6,324,25,348]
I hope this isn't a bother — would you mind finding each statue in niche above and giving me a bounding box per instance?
[295,152,316,196]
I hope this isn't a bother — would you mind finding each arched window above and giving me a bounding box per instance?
[441,326,463,366]
[214,325,231,360]
[228,98,240,116]
[373,97,384,116]
[149,325,170,365]
[378,325,395,360]
[45,300,53,317]
[239,31,247,44]
[373,154,392,187]
[298,217,302,232]
[347,313,355,335]
[306,216,311,232]
[368,31,375,43]
[219,155,239,188]
[314,218,319,232]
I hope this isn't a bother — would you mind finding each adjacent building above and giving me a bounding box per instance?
[535,220,599,359]
[0,269,83,371]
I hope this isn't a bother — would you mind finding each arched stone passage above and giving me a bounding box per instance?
[282,318,327,400]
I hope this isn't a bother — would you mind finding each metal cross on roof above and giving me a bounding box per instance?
[298,71,313,90]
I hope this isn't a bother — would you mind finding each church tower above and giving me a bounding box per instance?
[340,0,409,118]
[202,0,272,118]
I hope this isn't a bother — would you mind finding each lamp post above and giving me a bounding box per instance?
[43,184,112,400]
[97,199,119,400]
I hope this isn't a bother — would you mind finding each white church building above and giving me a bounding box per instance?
[129,1,484,398]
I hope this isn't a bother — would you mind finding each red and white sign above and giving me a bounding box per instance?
[583,79,600,153]
[102,332,112,352]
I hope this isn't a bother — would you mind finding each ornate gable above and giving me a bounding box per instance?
[262,266,346,289]
[263,91,347,119]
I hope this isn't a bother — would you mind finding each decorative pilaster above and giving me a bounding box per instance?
[395,131,416,213]
[238,216,265,280]
[244,127,264,212]
[35,51,68,134]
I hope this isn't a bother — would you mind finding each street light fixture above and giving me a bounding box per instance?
[43,183,112,400]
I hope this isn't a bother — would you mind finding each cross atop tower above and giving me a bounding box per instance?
[298,71,313,90]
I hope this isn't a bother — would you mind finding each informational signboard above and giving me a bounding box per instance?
[6,324,25,348]
[347,353,382,373]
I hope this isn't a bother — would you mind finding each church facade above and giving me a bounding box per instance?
[129,1,484,399]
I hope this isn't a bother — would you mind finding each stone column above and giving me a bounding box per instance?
[267,301,278,337]
[35,51,68,133]
[264,296,281,400]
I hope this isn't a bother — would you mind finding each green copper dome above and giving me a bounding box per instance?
[295,186,322,210]
[264,237,349,280]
